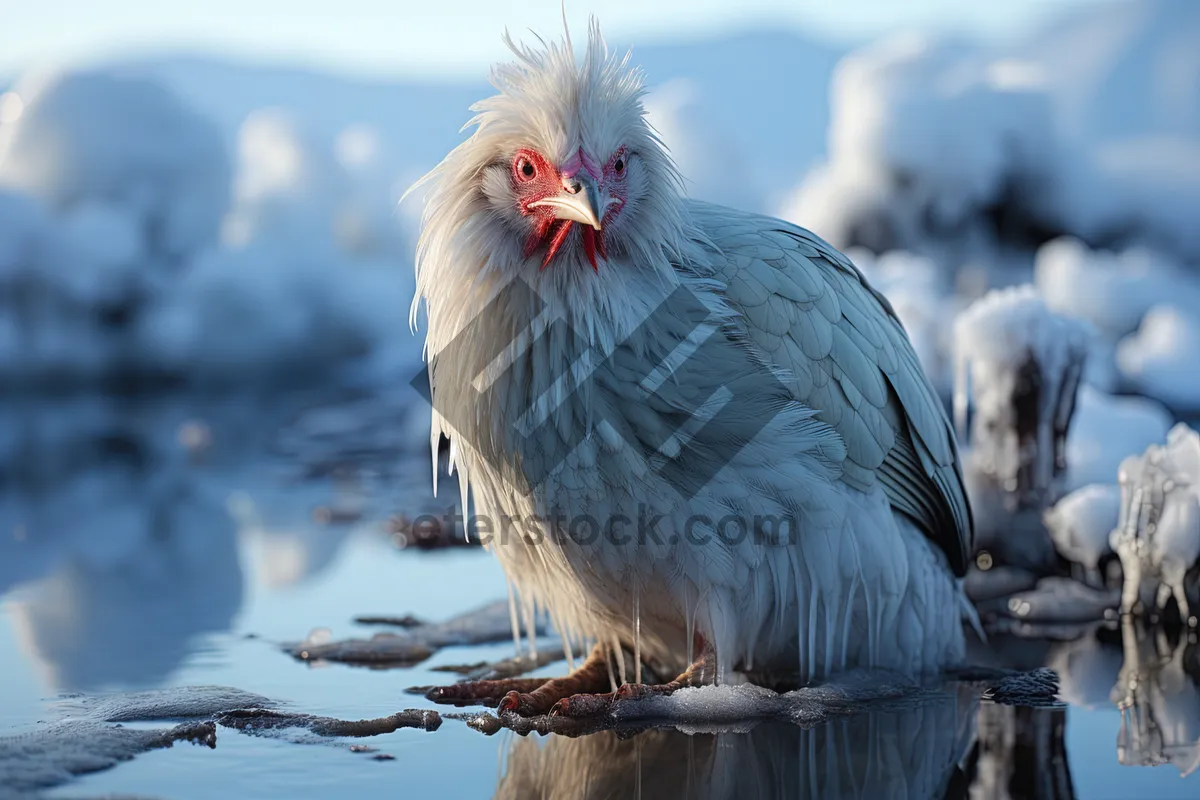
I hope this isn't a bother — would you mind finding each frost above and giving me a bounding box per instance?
[1111,424,1200,622]
[0,70,419,389]
[955,285,1090,508]
[1043,483,1121,583]
[1065,385,1173,491]
[784,1,1200,269]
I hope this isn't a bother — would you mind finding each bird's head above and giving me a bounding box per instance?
[411,19,689,327]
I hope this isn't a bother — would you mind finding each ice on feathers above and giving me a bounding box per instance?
[1111,424,1200,624]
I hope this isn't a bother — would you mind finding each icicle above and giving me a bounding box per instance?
[561,627,576,673]
[685,583,696,669]
[430,418,443,496]
[506,579,522,655]
[633,588,642,685]
[612,635,627,686]
[840,573,860,673]
[807,581,819,679]
[953,352,970,443]
[606,639,620,693]
[823,587,838,679]
[521,598,538,658]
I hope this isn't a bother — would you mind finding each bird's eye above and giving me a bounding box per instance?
[613,156,626,176]
[515,155,537,182]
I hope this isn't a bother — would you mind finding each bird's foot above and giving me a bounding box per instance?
[427,644,613,716]
[548,679,685,719]
[422,677,551,707]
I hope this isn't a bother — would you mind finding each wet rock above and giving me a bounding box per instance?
[215,708,442,737]
[354,613,425,628]
[432,648,569,682]
[979,576,1119,626]
[286,631,437,666]
[285,600,546,668]
[965,564,1040,603]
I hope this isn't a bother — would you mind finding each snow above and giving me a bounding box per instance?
[1110,423,1200,622]
[784,0,1200,271]
[1116,305,1200,412]
[1033,237,1199,340]
[0,71,229,263]
[1042,483,1120,579]
[1065,386,1173,491]
[0,69,420,388]
[0,3,1195,410]
[954,285,1090,504]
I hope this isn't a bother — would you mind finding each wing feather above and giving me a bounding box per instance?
[689,201,973,574]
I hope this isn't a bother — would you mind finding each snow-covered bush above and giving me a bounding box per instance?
[785,0,1200,272]
[0,71,229,263]
[782,35,1059,268]
[0,70,418,388]
[1116,306,1200,413]
[955,285,1090,507]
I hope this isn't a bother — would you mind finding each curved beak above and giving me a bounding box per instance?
[528,175,606,230]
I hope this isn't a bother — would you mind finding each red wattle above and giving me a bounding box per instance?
[582,227,598,272]
[541,220,574,270]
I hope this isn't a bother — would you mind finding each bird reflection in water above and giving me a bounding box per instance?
[493,688,979,800]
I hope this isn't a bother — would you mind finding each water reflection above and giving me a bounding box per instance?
[0,395,248,691]
[970,704,1074,799]
[494,690,978,800]
[0,389,431,692]
[1115,618,1200,775]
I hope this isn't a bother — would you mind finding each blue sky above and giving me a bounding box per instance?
[2,0,1112,78]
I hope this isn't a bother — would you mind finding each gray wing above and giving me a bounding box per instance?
[687,201,973,575]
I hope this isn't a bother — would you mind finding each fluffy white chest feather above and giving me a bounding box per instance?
[422,202,969,682]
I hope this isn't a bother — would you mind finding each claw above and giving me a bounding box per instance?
[550,692,615,718]
[498,691,524,714]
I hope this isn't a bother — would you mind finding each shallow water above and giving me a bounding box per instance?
[1,389,1197,798]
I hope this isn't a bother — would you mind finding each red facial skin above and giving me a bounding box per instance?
[513,146,627,271]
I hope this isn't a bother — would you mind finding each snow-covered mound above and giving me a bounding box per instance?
[1111,424,1200,622]
[783,34,1056,267]
[643,79,764,213]
[1065,385,1173,491]
[1116,305,1200,412]
[1034,237,1200,340]
[1024,0,1200,146]
[784,0,1200,271]
[1043,483,1120,584]
[0,69,420,387]
[954,285,1090,507]
[0,71,229,263]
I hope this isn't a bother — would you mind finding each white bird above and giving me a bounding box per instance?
[411,22,974,716]
[1043,483,1120,587]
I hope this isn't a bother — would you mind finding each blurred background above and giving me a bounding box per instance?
[2,1,1200,796]
[1,0,1197,400]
